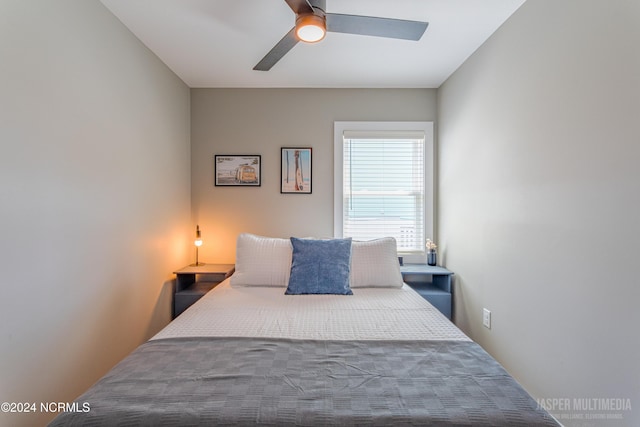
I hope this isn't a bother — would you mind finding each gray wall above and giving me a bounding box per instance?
[191,88,437,262]
[0,1,191,425]
[438,0,639,425]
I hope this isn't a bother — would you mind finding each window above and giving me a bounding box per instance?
[334,122,433,263]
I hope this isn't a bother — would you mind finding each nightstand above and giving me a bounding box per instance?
[173,263,235,319]
[400,264,453,320]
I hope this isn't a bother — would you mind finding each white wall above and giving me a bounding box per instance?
[438,0,639,425]
[191,88,437,262]
[0,1,191,425]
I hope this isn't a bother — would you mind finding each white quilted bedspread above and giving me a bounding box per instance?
[153,280,469,342]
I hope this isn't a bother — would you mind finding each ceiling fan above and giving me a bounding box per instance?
[254,0,429,71]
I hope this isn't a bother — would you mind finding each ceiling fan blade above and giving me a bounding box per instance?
[326,13,428,41]
[253,28,299,71]
[284,0,314,15]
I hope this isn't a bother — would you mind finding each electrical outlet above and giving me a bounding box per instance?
[483,308,491,329]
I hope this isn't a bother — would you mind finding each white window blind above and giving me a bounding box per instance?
[342,130,425,253]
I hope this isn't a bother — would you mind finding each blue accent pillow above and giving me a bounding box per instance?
[285,237,353,295]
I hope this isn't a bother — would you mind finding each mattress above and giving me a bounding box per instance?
[49,279,559,427]
[153,279,469,342]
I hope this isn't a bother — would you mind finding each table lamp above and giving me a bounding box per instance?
[192,225,203,266]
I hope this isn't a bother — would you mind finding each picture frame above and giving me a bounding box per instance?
[214,155,261,187]
[281,147,312,194]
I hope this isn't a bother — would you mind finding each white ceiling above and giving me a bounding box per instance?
[100,0,525,88]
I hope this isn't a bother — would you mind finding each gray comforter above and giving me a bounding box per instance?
[49,337,559,426]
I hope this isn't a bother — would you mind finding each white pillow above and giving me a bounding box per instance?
[231,233,292,287]
[350,237,404,288]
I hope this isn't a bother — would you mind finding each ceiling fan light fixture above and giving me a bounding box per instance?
[296,13,326,43]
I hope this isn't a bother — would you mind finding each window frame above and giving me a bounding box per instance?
[334,121,434,264]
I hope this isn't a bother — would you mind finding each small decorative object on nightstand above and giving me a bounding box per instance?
[173,263,234,319]
[426,238,437,266]
[401,264,453,320]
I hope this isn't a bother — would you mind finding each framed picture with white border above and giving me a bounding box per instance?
[214,155,261,186]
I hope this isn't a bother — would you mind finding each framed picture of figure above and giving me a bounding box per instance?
[281,148,311,194]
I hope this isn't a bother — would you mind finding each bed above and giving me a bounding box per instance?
[50,234,559,426]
